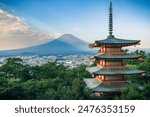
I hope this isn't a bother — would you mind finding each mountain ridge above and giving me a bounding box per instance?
[0,34,94,56]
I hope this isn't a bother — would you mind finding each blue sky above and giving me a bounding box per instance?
[0,0,150,50]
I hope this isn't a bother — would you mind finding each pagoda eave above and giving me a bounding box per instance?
[93,70,144,75]
[95,38,140,44]
[89,39,140,48]
[86,66,144,75]
[89,43,139,48]
[84,78,130,92]
[93,72,144,75]
[93,54,141,60]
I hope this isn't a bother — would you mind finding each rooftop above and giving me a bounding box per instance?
[84,78,130,92]
[96,38,140,44]
[94,54,141,59]
[86,66,144,75]
[89,38,140,48]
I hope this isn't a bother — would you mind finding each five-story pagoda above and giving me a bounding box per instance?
[84,2,145,95]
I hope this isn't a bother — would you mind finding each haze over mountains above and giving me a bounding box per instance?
[0,34,94,56]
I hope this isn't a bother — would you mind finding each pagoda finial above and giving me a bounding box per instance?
[107,1,115,38]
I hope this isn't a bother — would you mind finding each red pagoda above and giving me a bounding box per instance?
[84,2,145,95]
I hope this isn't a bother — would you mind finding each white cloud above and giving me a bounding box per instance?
[0,9,60,50]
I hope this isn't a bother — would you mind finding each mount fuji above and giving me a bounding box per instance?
[0,34,94,56]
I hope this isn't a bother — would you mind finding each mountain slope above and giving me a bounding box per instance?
[0,34,94,56]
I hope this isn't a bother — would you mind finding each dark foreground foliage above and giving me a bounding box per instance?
[0,58,98,100]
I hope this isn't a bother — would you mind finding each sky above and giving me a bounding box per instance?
[0,0,150,50]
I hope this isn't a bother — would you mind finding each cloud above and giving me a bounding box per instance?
[0,9,60,50]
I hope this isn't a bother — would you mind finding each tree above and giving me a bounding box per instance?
[0,58,31,80]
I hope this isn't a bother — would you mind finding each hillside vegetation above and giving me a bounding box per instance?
[0,50,150,100]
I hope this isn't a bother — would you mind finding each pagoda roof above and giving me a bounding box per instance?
[94,54,141,59]
[89,38,140,48]
[84,78,130,92]
[86,66,144,75]
[96,38,140,44]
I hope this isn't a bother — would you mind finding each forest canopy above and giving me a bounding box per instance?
[0,50,150,100]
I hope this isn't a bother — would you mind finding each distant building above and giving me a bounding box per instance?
[84,2,145,95]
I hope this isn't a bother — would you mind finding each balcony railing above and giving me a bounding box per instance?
[97,63,126,68]
[103,79,128,82]
[98,50,127,54]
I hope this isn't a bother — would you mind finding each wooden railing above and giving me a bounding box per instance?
[97,64,126,68]
[103,79,128,82]
[98,50,127,54]
[105,65,126,68]
[96,77,128,82]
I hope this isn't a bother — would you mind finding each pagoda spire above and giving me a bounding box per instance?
[107,1,115,38]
